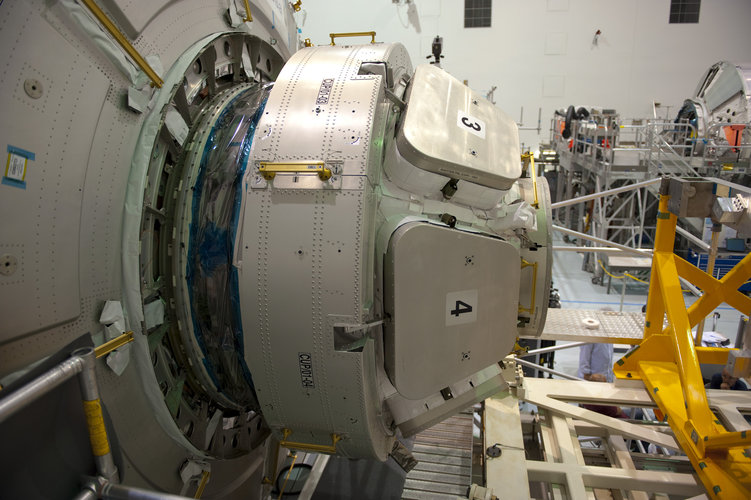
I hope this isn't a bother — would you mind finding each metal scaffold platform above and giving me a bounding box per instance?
[536,309,647,344]
[544,67,751,281]
[402,411,474,500]
[478,177,751,500]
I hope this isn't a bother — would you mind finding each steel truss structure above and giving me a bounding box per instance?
[484,371,751,500]
[480,177,751,499]
[613,183,751,497]
[547,115,751,283]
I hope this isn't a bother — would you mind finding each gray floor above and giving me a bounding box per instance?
[549,235,746,379]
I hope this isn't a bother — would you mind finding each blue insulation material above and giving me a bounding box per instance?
[184,84,271,408]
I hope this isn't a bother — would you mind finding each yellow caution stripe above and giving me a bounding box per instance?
[82,399,111,456]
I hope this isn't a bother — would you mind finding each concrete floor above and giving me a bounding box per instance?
[549,235,746,379]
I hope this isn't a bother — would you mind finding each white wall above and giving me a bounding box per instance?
[297,0,751,151]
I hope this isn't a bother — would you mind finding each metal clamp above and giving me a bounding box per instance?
[329,31,377,46]
[259,162,332,181]
[280,428,342,454]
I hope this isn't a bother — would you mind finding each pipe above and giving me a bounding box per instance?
[675,225,710,252]
[550,178,661,210]
[552,225,652,257]
[509,357,584,381]
[79,0,163,87]
[75,347,119,481]
[680,277,702,297]
[735,316,750,350]
[695,226,721,345]
[553,246,652,255]
[0,347,118,481]
[519,341,588,357]
[0,355,83,423]
[101,483,194,500]
[72,488,98,500]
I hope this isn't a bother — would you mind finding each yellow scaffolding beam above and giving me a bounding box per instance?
[614,185,751,499]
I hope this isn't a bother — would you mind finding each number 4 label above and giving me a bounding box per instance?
[457,110,486,139]
[446,289,478,326]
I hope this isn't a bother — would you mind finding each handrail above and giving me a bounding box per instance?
[242,0,253,22]
[0,347,119,481]
[95,331,134,358]
[280,428,342,454]
[329,31,377,45]
[79,0,164,88]
[258,162,332,181]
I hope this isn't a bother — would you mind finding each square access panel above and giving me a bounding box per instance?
[396,64,521,191]
[384,222,520,400]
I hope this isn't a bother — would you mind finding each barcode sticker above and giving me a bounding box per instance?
[6,153,26,181]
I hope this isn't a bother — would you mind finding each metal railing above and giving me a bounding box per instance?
[0,344,194,500]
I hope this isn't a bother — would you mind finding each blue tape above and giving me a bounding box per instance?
[7,144,35,161]
[1,177,26,189]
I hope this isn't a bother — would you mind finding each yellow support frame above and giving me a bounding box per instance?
[614,189,751,498]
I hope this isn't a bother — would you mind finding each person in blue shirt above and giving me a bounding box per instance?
[578,343,614,383]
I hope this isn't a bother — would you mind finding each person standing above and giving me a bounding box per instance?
[578,343,614,383]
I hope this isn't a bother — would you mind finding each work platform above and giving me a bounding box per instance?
[481,376,751,500]
[532,308,646,344]
[402,411,474,500]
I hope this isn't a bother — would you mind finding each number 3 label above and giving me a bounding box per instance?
[446,289,478,326]
[457,110,486,139]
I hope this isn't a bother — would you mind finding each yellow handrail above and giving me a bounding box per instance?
[280,428,342,454]
[79,0,164,88]
[521,153,539,208]
[329,31,377,45]
[95,331,135,358]
[194,470,210,498]
[259,162,332,181]
[242,0,253,22]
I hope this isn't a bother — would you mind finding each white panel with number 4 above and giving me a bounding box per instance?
[445,289,478,326]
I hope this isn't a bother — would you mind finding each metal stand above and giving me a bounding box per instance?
[614,180,751,498]
[0,347,118,482]
[0,346,198,499]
